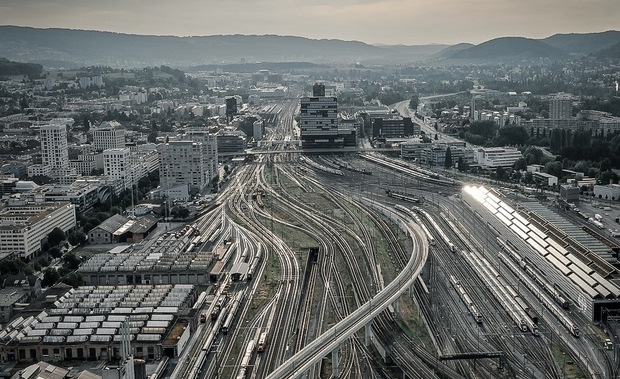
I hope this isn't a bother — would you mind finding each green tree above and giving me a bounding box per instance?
[63,253,81,270]
[409,94,419,110]
[48,246,62,259]
[469,120,497,140]
[171,206,190,219]
[497,126,529,146]
[42,268,60,287]
[444,147,453,168]
[48,227,66,247]
[513,157,527,171]
[0,259,25,275]
[544,161,563,178]
[495,166,507,181]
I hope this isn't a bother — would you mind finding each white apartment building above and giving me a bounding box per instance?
[158,141,208,197]
[474,147,523,169]
[103,148,132,190]
[184,128,218,183]
[40,124,69,170]
[27,164,51,178]
[93,124,126,151]
[0,202,76,260]
[70,152,104,176]
[253,120,264,141]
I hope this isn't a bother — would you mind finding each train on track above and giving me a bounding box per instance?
[449,275,483,324]
[222,292,243,334]
[497,249,580,337]
[257,331,268,352]
[386,189,421,203]
[211,294,229,321]
[235,339,256,379]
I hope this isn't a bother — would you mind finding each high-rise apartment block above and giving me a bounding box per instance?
[185,128,218,184]
[93,121,126,151]
[103,148,132,190]
[550,93,573,120]
[158,141,210,197]
[40,124,69,171]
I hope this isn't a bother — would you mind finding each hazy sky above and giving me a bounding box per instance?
[1,0,618,45]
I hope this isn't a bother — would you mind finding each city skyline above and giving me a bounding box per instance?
[0,0,618,45]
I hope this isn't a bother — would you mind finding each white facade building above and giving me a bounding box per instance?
[253,120,264,141]
[474,147,523,169]
[104,148,132,190]
[158,141,209,197]
[93,124,126,151]
[40,124,69,171]
[184,128,218,183]
[0,203,76,260]
[27,164,51,178]
[593,184,620,201]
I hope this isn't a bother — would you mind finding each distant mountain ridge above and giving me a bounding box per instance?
[448,37,568,61]
[0,26,443,67]
[0,26,618,68]
[542,30,620,54]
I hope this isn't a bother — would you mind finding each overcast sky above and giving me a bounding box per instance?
[1,0,618,45]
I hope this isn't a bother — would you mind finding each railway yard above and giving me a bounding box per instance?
[166,101,620,379]
[3,100,620,379]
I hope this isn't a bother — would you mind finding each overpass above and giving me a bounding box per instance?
[219,147,401,157]
[266,198,429,378]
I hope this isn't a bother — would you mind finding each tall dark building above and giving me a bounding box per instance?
[225,97,238,123]
[312,83,326,97]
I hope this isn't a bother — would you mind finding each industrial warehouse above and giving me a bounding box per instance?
[0,284,196,363]
[77,224,229,286]
[462,185,620,321]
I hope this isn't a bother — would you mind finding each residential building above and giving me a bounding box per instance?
[473,147,523,169]
[40,124,69,171]
[103,148,132,190]
[69,152,104,176]
[159,141,209,196]
[225,97,238,122]
[0,202,76,260]
[93,122,125,151]
[549,93,573,120]
[27,164,51,178]
[185,128,218,182]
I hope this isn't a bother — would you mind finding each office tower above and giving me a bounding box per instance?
[225,97,238,123]
[300,83,340,148]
